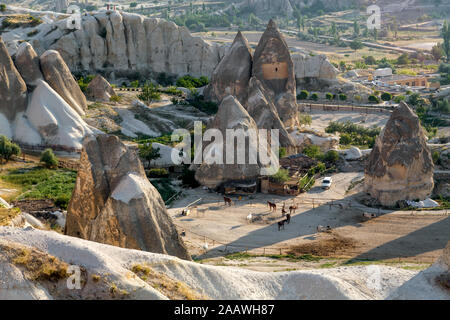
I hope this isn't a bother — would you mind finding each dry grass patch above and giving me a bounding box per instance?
[0,243,68,282]
[131,264,208,300]
[0,207,20,226]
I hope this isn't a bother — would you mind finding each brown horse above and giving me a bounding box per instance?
[289,203,297,214]
[224,196,233,206]
[267,201,277,212]
[277,220,286,231]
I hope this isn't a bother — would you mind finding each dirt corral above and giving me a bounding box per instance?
[170,174,450,264]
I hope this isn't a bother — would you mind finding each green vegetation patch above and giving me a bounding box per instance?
[0,168,76,209]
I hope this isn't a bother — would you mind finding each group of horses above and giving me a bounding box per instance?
[224,196,297,231]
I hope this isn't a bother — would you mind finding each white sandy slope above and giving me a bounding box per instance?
[0,227,448,300]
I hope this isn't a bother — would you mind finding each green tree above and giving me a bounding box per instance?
[339,94,347,101]
[138,82,161,105]
[396,53,410,65]
[0,135,20,164]
[353,20,360,36]
[138,143,161,169]
[442,21,450,62]
[297,90,309,100]
[431,43,444,61]
[381,92,392,101]
[271,169,290,183]
[326,92,333,101]
[0,4,6,12]
[40,149,58,168]
[310,93,319,101]
[349,40,363,51]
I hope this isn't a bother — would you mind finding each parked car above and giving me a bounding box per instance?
[322,177,332,190]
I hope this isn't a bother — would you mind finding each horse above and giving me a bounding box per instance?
[224,196,233,206]
[277,220,286,231]
[281,203,287,217]
[286,213,291,224]
[289,203,297,214]
[267,201,277,212]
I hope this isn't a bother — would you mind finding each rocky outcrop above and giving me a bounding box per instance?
[65,134,190,260]
[25,80,94,149]
[365,102,434,206]
[0,37,27,121]
[203,31,252,104]
[290,129,339,152]
[195,95,276,189]
[292,53,339,88]
[252,19,298,127]
[246,77,296,150]
[30,11,222,79]
[40,50,87,116]
[442,241,450,270]
[86,75,115,102]
[0,40,93,151]
[14,42,43,89]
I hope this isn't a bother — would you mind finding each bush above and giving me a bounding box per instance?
[179,166,199,188]
[303,145,322,159]
[77,75,95,92]
[0,135,21,163]
[394,95,405,103]
[176,75,209,88]
[297,90,309,100]
[40,149,58,168]
[279,147,287,158]
[432,151,440,165]
[368,95,380,103]
[0,4,6,12]
[381,92,392,101]
[339,94,347,101]
[109,95,122,102]
[130,80,139,88]
[326,92,333,100]
[189,95,218,115]
[339,133,352,145]
[147,168,169,178]
[310,93,319,101]
[271,168,290,183]
[298,113,312,126]
[323,150,339,163]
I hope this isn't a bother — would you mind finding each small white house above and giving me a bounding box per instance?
[374,68,393,78]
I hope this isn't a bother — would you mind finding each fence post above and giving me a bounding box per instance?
[313,199,315,209]
[279,248,282,255]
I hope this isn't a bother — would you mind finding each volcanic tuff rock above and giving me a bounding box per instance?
[14,42,44,89]
[26,80,94,150]
[195,95,276,189]
[65,134,190,260]
[365,102,434,206]
[40,50,87,116]
[245,77,296,150]
[292,53,339,86]
[30,11,222,78]
[86,75,115,102]
[0,37,27,121]
[252,19,298,127]
[203,31,252,104]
